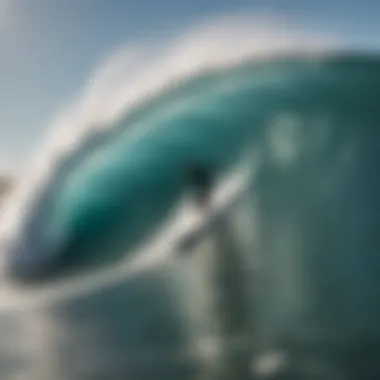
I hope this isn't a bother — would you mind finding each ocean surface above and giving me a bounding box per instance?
[0,51,380,379]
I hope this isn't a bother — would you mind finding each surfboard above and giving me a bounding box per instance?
[177,185,245,253]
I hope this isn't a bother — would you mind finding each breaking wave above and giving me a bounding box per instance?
[0,12,380,380]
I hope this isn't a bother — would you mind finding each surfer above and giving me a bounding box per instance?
[185,163,214,212]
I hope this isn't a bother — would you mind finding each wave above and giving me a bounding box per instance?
[0,13,337,240]
[0,12,380,379]
[0,13,338,280]
[3,49,380,331]
[0,8,380,334]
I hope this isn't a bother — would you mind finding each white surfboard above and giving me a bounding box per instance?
[177,188,245,253]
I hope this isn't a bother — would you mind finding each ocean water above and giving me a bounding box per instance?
[0,51,380,379]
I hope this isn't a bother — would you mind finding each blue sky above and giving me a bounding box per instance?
[0,0,379,175]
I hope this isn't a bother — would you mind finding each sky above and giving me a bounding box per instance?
[0,0,379,176]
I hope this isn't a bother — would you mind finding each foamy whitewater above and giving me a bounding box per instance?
[0,12,380,380]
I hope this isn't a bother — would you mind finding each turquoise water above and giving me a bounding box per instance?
[2,53,380,379]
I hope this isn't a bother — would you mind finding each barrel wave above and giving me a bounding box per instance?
[0,17,380,378]
[4,54,380,281]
